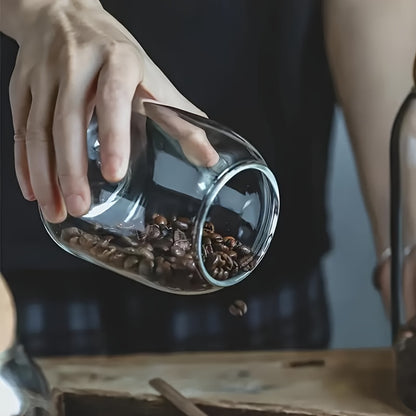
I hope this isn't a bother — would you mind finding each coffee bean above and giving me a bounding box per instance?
[211,233,223,243]
[119,235,139,247]
[152,238,172,252]
[79,233,98,249]
[138,258,154,275]
[155,257,172,276]
[172,218,189,231]
[203,221,215,233]
[61,227,81,241]
[68,236,80,246]
[108,251,126,267]
[213,243,228,252]
[124,256,140,269]
[121,246,140,255]
[145,224,161,240]
[224,236,236,249]
[229,300,248,317]
[228,250,237,259]
[98,236,115,248]
[171,244,185,257]
[136,247,155,261]
[237,245,251,256]
[205,253,220,272]
[154,215,168,226]
[173,229,187,242]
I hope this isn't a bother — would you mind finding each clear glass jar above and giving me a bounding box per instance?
[390,87,416,411]
[41,102,280,295]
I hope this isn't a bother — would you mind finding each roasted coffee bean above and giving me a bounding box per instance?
[205,253,220,272]
[138,258,154,275]
[172,218,189,231]
[174,256,195,271]
[145,224,161,240]
[159,224,170,237]
[61,227,81,241]
[173,229,186,242]
[238,255,253,269]
[108,251,126,267]
[136,247,155,261]
[89,245,105,257]
[202,236,212,245]
[152,238,172,252]
[222,254,233,271]
[119,235,139,247]
[98,236,114,248]
[236,245,251,256]
[153,215,168,226]
[212,268,220,278]
[79,233,98,249]
[137,242,153,252]
[68,236,80,246]
[99,248,116,260]
[171,244,186,257]
[228,250,237,259]
[120,246,139,255]
[155,258,172,276]
[213,243,228,252]
[203,221,215,233]
[223,236,236,249]
[229,300,248,317]
[211,233,223,243]
[124,256,140,269]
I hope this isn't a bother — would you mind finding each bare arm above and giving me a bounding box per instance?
[323,0,416,319]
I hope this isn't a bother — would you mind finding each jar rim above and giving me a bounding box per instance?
[194,161,280,287]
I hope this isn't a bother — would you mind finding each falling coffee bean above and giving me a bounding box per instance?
[229,300,248,317]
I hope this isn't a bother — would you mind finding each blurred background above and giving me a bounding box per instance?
[324,107,390,349]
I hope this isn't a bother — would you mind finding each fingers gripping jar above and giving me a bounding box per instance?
[41,102,280,294]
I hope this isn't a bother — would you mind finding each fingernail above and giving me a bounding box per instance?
[23,191,36,201]
[65,194,87,217]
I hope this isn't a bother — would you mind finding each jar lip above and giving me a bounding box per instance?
[194,161,280,287]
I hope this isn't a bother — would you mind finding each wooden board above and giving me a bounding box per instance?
[38,348,416,416]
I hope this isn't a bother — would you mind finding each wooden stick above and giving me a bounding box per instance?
[149,377,208,416]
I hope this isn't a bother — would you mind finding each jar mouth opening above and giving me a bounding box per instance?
[195,161,280,287]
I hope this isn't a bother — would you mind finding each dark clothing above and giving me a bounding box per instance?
[6,265,329,355]
[1,0,334,355]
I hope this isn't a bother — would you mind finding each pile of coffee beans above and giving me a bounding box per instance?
[59,214,255,291]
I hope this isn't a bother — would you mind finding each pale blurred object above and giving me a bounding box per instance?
[0,273,16,353]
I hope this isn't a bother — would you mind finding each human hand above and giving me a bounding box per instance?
[6,0,219,223]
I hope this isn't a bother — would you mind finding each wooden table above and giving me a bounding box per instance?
[38,348,416,416]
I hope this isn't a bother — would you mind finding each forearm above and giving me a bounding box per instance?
[323,0,416,258]
[0,0,102,43]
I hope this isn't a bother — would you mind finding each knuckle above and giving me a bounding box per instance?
[25,127,50,144]
[104,40,135,58]
[58,171,88,192]
[100,78,126,103]
[13,129,27,142]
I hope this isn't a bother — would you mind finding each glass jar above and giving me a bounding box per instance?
[390,87,416,411]
[41,102,280,295]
